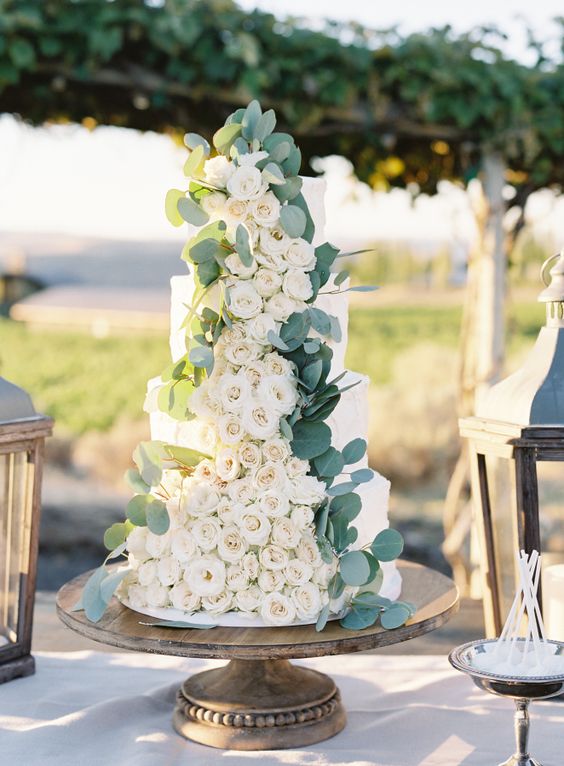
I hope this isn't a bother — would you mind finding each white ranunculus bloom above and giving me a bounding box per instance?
[191,516,221,552]
[170,528,198,562]
[226,565,249,592]
[238,509,271,546]
[137,559,157,587]
[145,530,172,559]
[217,525,248,563]
[146,581,168,608]
[184,556,226,597]
[224,196,248,223]
[263,352,293,376]
[260,591,297,626]
[259,375,299,416]
[291,582,322,620]
[126,526,150,563]
[247,312,279,345]
[170,581,201,612]
[252,461,287,492]
[282,268,313,301]
[228,477,254,505]
[127,584,148,610]
[241,360,266,388]
[259,544,289,571]
[202,589,233,614]
[200,190,227,218]
[271,517,301,549]
[225,252,258,279]
[228,281,263,320]
[297,534,322,567]
[284,238,316,271]
[185,482,222,517]
[262,438,290,463]
[284,558,314,586]
[264,292,299,322]
[218,373,251,413]
[258,490,289,518]
[237,150,269,167]
[290,504,315,530]
[250,191,281,227]
[235,585,263,613]
[242,403,280,440]
[216,447,241,482]
[218,413,246,445]
[238,441,262,470]
[289,475,326,505]
[193,458,218,484]
[241,551,260,580]
[224,340,262,367]
[253,268,283,298]
[256,250,287,273]
[285,456,310,478]
[227,165,267,201]
[258,568,286,592]
[204,155,235,188]
[260,225,291,256]
[157,554,181,587]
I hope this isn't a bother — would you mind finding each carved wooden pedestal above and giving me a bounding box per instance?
[174,659,346,749]
[56,561,458,751]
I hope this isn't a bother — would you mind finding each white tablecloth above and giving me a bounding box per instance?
[1,652,563,765]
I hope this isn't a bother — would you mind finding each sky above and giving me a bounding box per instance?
[1,0,563,252]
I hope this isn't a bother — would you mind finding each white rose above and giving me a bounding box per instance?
[222,323,247,345]
[271,517,301,549]
[191,516,221,552]
[259,544,289,571]
[170,528,198,562]
[238,150,269,167]
[286,456,310,478]
[242,403,279,440]
[194,458,217,483]
[258,569,286,592]
[181,420,218,455]
[250,191,281,227]
[238,441,262,470]
[184,556,226,597]
[284,238,316,271]
[224,196,248,223]
[170,581,200,612]
[204,155,235,188]
[190,383,223,420]
[218,525,248,563]
[228,281,263,320]
[260,225,291,256]
[145,530,171,559]
[200,190,227,218]
[224,340,261,367]
[289,475,326,505]
[126,526,150,563]
[137,559,157,587]
[227,165,267,201]
[235,585,263,613]
[217,496,242,525]
[226,565,249,592]
[156,555,181,587]
[228,477,254,505]
[241,360,266,387]
[127,584,148,610]
[225,252,258,279]
[146,581,168,607]
[247,312,279,345]
[252,461,287,491]
[259,375,299,416]
[218,413,246,445]
[184,482,221,517]
[291,583,322,620]
[262,438,290,463]
[260,592,296,626]
[285,558,314,586]
[256,250,287,273]
[218,373,251,413]
[242,551,260,580]
[165,496,188,530]
[263,352,294,376]
[264,292,299,322]
[282,268,313,301]
[160,469,184,497]
[253,268,283,298]
[238,509,271,546]
[202,590,233,615]
[258,490,290,518]
[290,504,315,530]
[216,447,241,481]
[297,534,322,567]
[313,560,337,588]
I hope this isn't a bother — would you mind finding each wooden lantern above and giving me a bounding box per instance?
[460,251,564,637]
[0,377,52,683]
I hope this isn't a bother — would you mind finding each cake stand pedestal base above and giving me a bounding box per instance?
[173,658,345,750]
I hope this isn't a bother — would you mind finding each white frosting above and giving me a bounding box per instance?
[300,177,326,247]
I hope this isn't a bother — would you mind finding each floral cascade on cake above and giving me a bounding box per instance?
[79,101,414,632]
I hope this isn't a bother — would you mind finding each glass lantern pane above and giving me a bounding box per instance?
[537,461,564,641]
[0,450,33,647]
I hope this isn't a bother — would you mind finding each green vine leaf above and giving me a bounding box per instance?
[279,205,306,238]
[370,529,405,562]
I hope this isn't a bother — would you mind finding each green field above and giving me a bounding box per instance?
[0,302,545,436]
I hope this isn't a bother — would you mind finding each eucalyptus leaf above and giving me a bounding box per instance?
[197,258,220,288]
[301,359,323,391]
[177,196,209,227]
[146,500,170,535]
[230,136,249,158]
[165,189,185,227]
[183,143,205,178]
[308,306,332,336]
[291,192,314,242]
[329,316,342,342]
[189,238,224,264]
[189,345,214,369]
[334,270,349,286]
[330,492,362,521]
[81,566,108,623]
[184,133,210,155]
[342,438,367,465]
[165,444,212,466]
[339,550,371,586]
[315,603,330,633]
[262,161,285,185]
[341,607,379,630]
[100,568,130,604]
[268,141,291,164]
[317,535,334,564]
[124,468,150,494]
[279,205,306,238]
[352,592,392,609]
[370,529,405,562]
[315,502,330,538]
[253,108,276,141]
[279,418,293,441]
[314,447,345,478]
[267,330,290,351]
[213,122,243,154]
[132,440,167,486]
[272,176,303,202]
[303,340,321,354]
[380,603,412,630]
[326,481,358,497]
[350,468,374,484]
[103,522,131,551]
[126,494,149,526]
[345,285,378,292]
[235,224,253,267]
[241,100,262,140]
[290,420,332,459]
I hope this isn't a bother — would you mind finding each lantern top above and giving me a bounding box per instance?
[0,376,38,423]
[476,251,564,427]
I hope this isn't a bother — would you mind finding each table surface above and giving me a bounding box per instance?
[56,561,458,660]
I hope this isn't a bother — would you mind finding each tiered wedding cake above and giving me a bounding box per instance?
[87,102,410,631]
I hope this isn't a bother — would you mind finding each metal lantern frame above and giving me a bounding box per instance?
[0,378,52,684]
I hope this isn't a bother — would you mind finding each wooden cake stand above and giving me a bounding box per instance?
[56,560,458,751]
